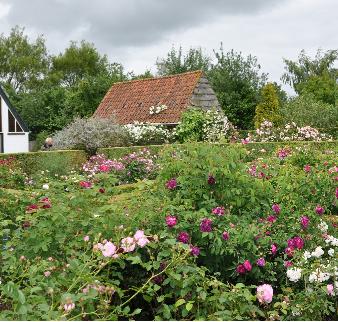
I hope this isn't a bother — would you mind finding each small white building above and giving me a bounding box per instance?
[0,85,29,153]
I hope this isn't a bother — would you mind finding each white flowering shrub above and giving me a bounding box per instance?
[202,109,237,142]
[52,117,130,154]
[176,107,237,143]
[124,121,176,145]
[247,120,332,143]
[286,220,337,295]
[149,104,168,115]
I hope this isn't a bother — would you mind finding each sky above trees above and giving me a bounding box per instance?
[0,0,337,92]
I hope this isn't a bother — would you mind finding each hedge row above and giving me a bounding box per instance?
[98,140,338,160]
[0,149,87,176]
[1,141,337,175]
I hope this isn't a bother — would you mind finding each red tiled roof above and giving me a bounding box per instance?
[93,70,203,124]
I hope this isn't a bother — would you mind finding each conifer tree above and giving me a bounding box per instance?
[254,83,281,128]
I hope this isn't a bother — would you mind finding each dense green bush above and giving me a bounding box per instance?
[0,150,87,176]
[0,142,337,320]
[175,108,236,143]
[280,94,338,129]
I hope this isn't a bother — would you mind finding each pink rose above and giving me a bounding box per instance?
[256,284,273,304]
[134,230,149,248]
[272,204,281,214]
[256,258,265,267]
[99,164,110,172]
[44,271,51,277]
[243,260,252,272]
[165,215,177,228]
[101,241,116,257]
[327,284,335,296]
[271,243,277,255]
[236,264,246,274]
[315,205,324,215]
[300,216,310,229]
[222,231,230,240]
[304,164,311,173]
[121,237,135,252]
[83,235,90,242]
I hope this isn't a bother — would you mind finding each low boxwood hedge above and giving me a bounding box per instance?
[1,141,337,176]
[0,149,87,176]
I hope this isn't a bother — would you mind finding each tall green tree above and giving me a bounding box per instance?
[156,46,211,76]
[282,49,338,105]
[254,83,281,128]
[0,26,49,92]
[50,40,113,87]
[208,47,268,129]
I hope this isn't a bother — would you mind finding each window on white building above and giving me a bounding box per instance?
[8,110,23,133]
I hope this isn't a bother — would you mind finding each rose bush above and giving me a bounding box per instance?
[0,142,337,320]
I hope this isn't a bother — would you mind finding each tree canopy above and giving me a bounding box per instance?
[0,26,49,92]
[208,47,268,129]
[282,49,338,105]
[156,46,211,76]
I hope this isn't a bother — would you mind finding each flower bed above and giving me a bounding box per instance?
[0,143,337,320]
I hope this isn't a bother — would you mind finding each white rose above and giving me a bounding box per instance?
[42,184,49,190]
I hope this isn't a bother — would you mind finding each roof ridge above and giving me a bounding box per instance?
[109,70,203,87]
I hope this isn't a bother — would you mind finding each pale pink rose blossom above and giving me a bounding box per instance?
[137,237,149,248]
[83,235,90,242]
[134,230,145,240]
[101,241,117,257]
[63,302,75,312]
[256,284,273,304]
[121,237,136,252]
[44,271,51,277]
[327,284,335,296]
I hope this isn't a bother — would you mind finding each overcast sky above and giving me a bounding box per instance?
[0,0,337,92]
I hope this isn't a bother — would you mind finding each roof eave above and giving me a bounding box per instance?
[0,85,29,132]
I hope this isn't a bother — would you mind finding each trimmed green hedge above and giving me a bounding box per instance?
[1,141,337,175]
[99,140,338,160]
[0,149,87,176]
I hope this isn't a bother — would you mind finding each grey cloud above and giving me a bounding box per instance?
[1,0,285,49]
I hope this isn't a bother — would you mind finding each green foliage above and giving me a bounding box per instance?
[298,72,338,106]
[281,93,338,129]
[0,26,49,92]
[282,49,338,105]
[208,47,268,129]
[156,46,211,76]
[1,30,127,138]
[175,108,235,143]
[0,143,337,320]
[175,108,205,142]
[0,150,87,176]
[50,41,113,87]
[254,83,282,128]
[0,157,25,189]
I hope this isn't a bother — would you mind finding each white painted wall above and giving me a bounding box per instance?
[1,96,29,153]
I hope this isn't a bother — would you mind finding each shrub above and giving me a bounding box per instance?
[254,83,282,128]
[0,157,25,189]
[52,117,130,154]
[124,122,175,145]
[248,121,332,142]
[175,107,236,143]
[280,94,338,129]
[82,149,158,183]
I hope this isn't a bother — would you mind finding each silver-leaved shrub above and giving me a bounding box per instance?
[52,117,130,154]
